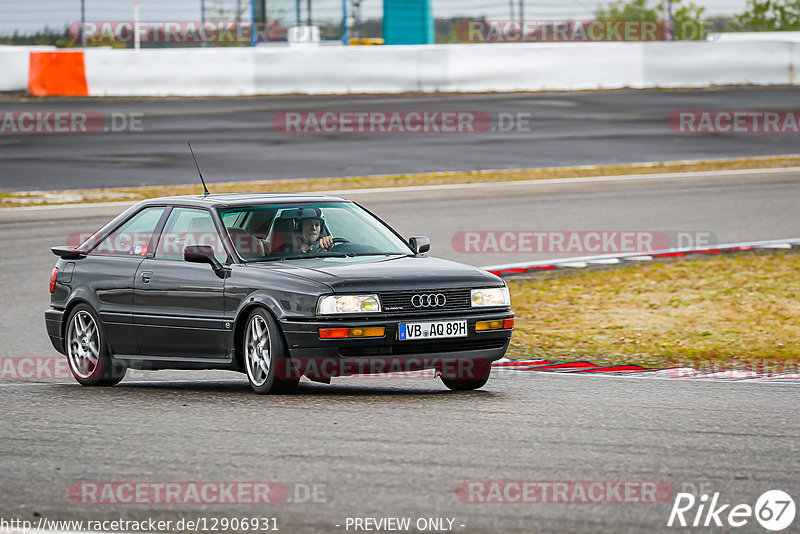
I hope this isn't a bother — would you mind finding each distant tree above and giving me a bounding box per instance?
[432,17,478,44]
[206,0,248,22]
[595,0,708,40]
[318,18,382,40]
[732,0,800,31]
[705,15,736,32]
[596,0,659,20]
[0,26,79,47]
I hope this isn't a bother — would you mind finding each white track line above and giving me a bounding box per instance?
[321,166,800,196]
[492,368,800,384]
[3,165,799,213]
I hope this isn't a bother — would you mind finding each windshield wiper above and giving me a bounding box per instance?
[344,253,406,257]
[249,253,404,262]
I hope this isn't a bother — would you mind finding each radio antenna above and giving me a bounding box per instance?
[187,142,210,197]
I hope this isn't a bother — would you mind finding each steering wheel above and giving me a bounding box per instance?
[328,237,352,250]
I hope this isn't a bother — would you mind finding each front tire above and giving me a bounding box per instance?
[65,304,125,386]
[441,360,491,391]
[243,308,299,394]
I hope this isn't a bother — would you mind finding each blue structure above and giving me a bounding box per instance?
[383,0,434,45]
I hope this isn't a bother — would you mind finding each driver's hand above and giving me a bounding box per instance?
[319,235,334,250]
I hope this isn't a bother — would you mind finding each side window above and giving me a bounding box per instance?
[92,207,165,256]
[155,208,227,263]
[221,211,245,230]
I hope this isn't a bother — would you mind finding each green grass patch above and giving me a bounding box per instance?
[506,251,800,370]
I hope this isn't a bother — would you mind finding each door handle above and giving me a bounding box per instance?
[141,271,152,283]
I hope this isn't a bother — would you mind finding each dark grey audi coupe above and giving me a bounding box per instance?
[46,194,514,393]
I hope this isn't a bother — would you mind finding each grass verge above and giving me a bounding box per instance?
[506,251,800,370]
[2,154,799,208]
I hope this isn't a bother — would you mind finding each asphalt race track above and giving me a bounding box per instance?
[1,87,799,191]
[1,371,798,533]
[1,171,799,532]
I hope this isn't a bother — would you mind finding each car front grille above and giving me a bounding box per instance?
[378,288,471,314]
[338,338,507,357]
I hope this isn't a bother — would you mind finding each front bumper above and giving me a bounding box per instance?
[279,310,513,378]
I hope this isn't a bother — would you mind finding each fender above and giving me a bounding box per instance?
[64,287,103,314]
[233,290,291,324]
[230,290,298,370]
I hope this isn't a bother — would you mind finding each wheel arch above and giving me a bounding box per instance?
[60,296,97,341]
[232,295,291,370]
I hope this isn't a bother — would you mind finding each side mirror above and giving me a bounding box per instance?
[184,245,223,271]
[409,236,430,254]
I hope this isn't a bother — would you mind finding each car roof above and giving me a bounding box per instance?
[138,193,350,209]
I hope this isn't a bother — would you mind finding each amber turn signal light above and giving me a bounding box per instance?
[476,318,515,331]
[319,327,385,339]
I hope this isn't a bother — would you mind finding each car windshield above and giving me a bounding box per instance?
[219,202,413,261]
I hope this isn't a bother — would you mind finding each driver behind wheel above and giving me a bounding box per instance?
[295,209,333,254]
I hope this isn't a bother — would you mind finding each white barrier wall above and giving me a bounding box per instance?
[711,31,800,42]
[7,41,800,96]
[0,46,35,91]
[253,45,449,94]
[84,48,257,96]
[442,43,645,92]
[642,41,793,87]
[260,41,797,94]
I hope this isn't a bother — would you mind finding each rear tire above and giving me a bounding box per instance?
[440,360,491,391]
[243,308,299,394]
[65,304,126,386]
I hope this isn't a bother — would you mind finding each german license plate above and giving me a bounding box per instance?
[398,320,467,341]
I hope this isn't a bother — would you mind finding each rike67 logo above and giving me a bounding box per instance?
[668,490,795,531]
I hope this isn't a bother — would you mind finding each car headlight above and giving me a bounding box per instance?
[471,287,510,307]
[317,294,381,315]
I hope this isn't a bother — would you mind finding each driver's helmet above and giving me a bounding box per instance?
[294,207,327,235]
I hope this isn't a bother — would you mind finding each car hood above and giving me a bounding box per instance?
[248,255,502,292]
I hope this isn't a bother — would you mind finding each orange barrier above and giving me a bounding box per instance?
[28,51,88,97]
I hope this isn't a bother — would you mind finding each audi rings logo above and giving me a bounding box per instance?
[411,294,447,308]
